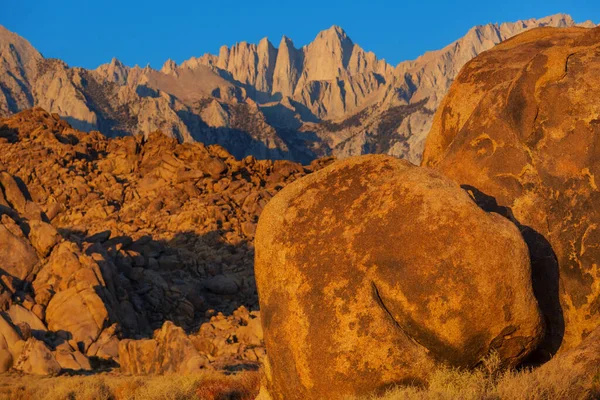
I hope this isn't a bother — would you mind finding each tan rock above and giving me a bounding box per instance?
[0,349,12,373]
[14,338,61,375]
[0,172,26,212]
[6,304,47,333]
[203,157,228,179]
[0,314,22,372]
[46,287,108,350]
[119,321,209,374]
[87,323,119,361]
[255,155,543,400]
[0,223,39,281]
[28,220,61,256]
[204,275,239,295]
[0,314,22,350]
[55,343,92,371]
[33,241,104,302]
[0,107,309,370]
[236,315,263,347]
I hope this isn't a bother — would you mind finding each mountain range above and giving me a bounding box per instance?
[0,14,594,164]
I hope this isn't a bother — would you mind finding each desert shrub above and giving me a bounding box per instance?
[352,351,598,400]
[196,372,261,400]
[496,363,596,400]
[362,365,496,400]
[124,374,203,400]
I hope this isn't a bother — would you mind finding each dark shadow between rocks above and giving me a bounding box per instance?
[461,185,564,364]
[57,227,257,339]
[0,124,18,143]
[62,117,98,133]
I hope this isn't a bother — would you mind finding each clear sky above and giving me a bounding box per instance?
[2,0,598,69]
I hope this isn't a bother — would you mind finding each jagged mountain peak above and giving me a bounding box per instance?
[278,35,299,52]
[0,24,42,63]
[94,56,129,84]
[579,20,596,28]
[0,24,30,44]
[258,36,274,47]
[279,35,292,44]
[220,37,275,54]
[317,25,349,39]
[0,25,44,115]
[310,25,353,48]
[0,24,15,42]
[535,12,575,25]
[160,58,178,75]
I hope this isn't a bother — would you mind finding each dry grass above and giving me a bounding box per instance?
[353,353,600,400]
[2,355,599,400]
[0,370,260,400]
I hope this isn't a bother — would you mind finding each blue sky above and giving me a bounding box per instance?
[2,0,598,69]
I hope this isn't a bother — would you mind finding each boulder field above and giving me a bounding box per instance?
[255,155,544,399]
[0,108,332,374]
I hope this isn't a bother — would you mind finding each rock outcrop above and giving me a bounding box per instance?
[119,321,209,374]
[13,338,61,375]
[255,155,543,399]
[0,15,589,164]
[423,25,600,357]
[119,305,265,374]
[0,315,23,373]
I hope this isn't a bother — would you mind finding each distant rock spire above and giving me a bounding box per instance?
[160,59,178,76]
[272,36,302,97]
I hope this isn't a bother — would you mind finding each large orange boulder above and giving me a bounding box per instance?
[255,155,543,400]
[423,26,600,356]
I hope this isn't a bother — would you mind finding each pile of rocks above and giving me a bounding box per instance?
[0,108,333,374]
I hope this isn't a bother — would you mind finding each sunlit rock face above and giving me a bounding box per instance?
[255,155,543,400]
[424,25,600,356]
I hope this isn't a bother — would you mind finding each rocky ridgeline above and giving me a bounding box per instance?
[0,15,588,164]
[0,107,333,375]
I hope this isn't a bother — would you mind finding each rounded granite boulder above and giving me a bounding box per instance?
[255,155,544,400]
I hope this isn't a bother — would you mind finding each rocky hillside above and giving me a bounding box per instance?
[0,108,332,374]
[0,14,592,164]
